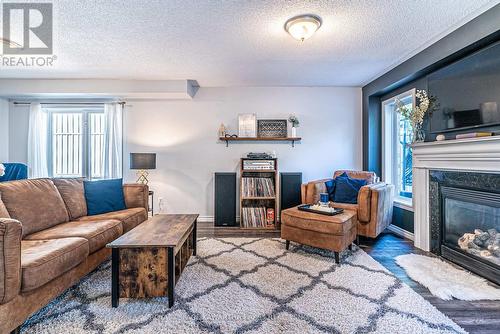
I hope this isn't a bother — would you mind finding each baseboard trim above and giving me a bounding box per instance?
[197,216,214,223]
[197,216,241,223]
[387,224,414,241]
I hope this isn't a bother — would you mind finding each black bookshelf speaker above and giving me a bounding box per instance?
[280,172,302,213]
[214,172,237,227]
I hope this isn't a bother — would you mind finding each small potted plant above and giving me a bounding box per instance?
[395,90,436,143]
[288,115,300,137]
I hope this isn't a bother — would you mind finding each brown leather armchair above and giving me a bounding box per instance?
[301,170,394,238]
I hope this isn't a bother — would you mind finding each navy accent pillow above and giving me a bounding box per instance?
[84,178,126,215]
[336,172,349,179]
[333,176,367,204]
[325,179,336,201]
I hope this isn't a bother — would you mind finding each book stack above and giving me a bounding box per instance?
[241,207,268,228]
[242,177,275,197]
[243,160,275,170]
[455,132,493,139]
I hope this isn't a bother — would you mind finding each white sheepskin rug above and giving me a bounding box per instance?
[395,253,500,301]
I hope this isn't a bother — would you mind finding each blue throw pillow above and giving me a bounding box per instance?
[333,176,367,204]
[336,172,349,179]
[325,179,336,201]
[84,178,126,215]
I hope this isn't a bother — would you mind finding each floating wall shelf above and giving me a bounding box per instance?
[219,137,301,147]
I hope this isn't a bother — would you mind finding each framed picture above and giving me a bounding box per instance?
[238,113,257,137]
[257,119,287,138]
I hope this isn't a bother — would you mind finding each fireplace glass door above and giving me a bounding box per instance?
[442,187,500,268]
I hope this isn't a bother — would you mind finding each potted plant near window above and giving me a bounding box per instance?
[395,90,436,143]
[289,115,299,137]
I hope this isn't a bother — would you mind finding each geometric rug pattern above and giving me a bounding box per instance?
[23,238,465,333]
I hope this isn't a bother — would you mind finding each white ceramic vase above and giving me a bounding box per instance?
[291,127,297,137]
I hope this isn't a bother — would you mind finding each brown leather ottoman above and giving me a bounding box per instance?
[281,206,358,263]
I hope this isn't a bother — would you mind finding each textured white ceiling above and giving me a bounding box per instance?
[0,0,498,86]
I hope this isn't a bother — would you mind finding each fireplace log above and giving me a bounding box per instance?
[458,229,500,266]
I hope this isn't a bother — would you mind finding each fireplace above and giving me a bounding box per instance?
[429,170,500,285]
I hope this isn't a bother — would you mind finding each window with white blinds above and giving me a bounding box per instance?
[48,107,105,179]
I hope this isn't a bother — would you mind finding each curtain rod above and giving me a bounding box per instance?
[12,102,126,105]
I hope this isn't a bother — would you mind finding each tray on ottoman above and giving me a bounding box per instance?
[297,204,344,216]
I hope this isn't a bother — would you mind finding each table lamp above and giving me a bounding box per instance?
[130,153,156,185]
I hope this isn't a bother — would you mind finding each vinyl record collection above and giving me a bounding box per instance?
[241,207,268,228]
[242,177,275,197]
[240,158,277,230]
[241,207,275,228]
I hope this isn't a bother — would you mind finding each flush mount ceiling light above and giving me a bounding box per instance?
[284,14,322,42]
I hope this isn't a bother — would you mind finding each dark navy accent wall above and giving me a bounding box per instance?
[392,207,414,233]
[362,5,500,232]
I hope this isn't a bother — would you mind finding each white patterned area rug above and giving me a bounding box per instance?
[23,238,465,334]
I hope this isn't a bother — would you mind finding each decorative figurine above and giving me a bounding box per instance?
[218,123,227,137]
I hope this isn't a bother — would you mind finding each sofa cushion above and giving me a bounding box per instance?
[281,207,356,235]
[0,195,10,218]
[25,219,123,254]
[123,184,149,210]
[0,179,69,237]
[52,178,87,220]
[84,179,127,215]
[21,237,89,292]
[78,207,147,233]
[330,202,359,212]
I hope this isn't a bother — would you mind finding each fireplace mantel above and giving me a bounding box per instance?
[412,136,500,251]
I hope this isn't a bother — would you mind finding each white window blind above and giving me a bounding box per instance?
[51,113,83,177]
[89,113,105,179]
[48,106,105,179]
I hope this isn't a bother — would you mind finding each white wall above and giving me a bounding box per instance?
[124,87,362,219]
[6,86,362,219]
[0,99,9,162]
[8,103,29,164]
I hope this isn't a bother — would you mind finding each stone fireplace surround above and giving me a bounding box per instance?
[428,169,500,284]
[412,136,500,252]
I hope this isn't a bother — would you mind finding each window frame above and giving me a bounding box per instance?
[381,88,416,211]
[46,106,105,179]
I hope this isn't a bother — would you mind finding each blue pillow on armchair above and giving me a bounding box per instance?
[325,179,336,201]
[84,178,126,215]
[333,174,367,204]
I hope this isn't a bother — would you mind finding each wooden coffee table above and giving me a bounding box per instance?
[107,214,198,308]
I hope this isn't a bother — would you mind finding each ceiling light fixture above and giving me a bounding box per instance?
[0,37,22,48]
[284,14,322,42]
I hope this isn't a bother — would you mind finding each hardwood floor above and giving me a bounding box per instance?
[198,222,500,334]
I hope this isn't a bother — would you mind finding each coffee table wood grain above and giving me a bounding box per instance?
[107,214,198,308]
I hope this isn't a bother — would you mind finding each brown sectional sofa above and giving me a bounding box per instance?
[0,178,149,333]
